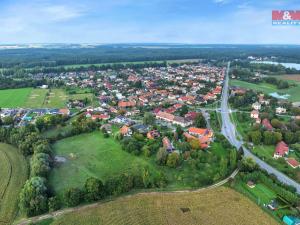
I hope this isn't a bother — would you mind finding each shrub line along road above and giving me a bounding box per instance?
[16,168,239,225]
[221,61,300,193]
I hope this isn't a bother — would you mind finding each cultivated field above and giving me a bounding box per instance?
[230,79,300,102]
[44,89,68,108]
[278,74,300,82]
[0,143,28,225]
[38,187,278,225]
[49,131,158,195]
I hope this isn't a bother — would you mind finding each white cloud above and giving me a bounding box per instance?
[213,0,231,5]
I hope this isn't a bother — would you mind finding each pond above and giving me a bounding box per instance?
[251,61,300,70]
[269,92,290,100]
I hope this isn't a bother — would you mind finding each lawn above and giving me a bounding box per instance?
[35,187,278,225]
[0,143,28,225]
[49,131,159,195]
[230,79,300,102]
[245,183,277,204]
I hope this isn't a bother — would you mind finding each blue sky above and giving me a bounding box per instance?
[0,0,300,44]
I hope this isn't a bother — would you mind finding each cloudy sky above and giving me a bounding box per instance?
[0,0,300,44]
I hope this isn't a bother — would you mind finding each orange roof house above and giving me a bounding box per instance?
[162,137,174,152]
[118,101,136,108]
[120,125,132,136]
[188,127,213,138]
[147,130,160,139]
[59,108,70,116]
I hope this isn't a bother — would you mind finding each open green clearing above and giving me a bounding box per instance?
[49,129,232,195]
[33,187,278,225]
[230,79,300,102]
[0,88,96,108]
[0,143,28,225]
[0,88,32,108]
[49,131,159,195]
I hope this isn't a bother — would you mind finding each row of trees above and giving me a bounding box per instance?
[63,169,167,208]
[0,123,54,216]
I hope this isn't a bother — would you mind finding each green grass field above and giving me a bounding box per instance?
[34,187,278,225]
[0,87,96,108]
[48,128,232,195]
[230,79,300,102]
[0,88,32,108]
[49,131,159,195]
[0,143,28,225]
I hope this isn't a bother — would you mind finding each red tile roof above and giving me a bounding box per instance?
[262,118,273,131]
[274,141,289,157]
[287,158,299,168]
[118,101,136,108]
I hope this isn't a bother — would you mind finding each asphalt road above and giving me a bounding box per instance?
[221,62,300,194]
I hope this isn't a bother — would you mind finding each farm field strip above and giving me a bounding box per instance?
[0,143,28,225]
[35,187,278,225]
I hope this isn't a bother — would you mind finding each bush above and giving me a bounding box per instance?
[64,188,84,207]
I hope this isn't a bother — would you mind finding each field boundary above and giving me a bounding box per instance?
[0,151,12,200]
[16,169,239,225]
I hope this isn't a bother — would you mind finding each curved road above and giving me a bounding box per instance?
[221,62,300,193]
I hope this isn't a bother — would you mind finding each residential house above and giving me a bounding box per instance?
[91,114,110,120]
[147,130,160,139]
[188,127,214,139]
[250,110,259,119]
[262,118,273,131]
[155,111,192,127]
[276,107,287,114]
[273,141,289,159]
[58,108,70,116]
[120,125,132,137]
[131,124,149,134]
[287,158,300,169]
[118,101,136,108]
[252,102,261,111]
[162,137,174,152]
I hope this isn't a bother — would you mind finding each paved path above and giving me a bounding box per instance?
[220,62,300,194]
[16,168,239,225]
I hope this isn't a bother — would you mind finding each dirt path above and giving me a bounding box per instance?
[16,168,239,225]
